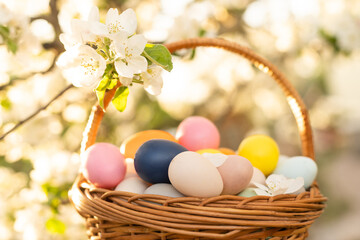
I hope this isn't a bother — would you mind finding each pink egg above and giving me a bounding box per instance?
[176,116,220,151]
[217,155,253,195]
[82,143,126,189]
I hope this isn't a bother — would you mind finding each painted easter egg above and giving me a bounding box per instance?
[273,156,317,189]
[218,147,236,155]
[216,155,253,195]
[168,151,223,197]
[82,143,126,189]
[238,135,279,176]
[124,158,137,178]
[120,130,177,159]
[134,139,187,184]
[196,149,222,154]
[176,116,220,151]
[237,188,257,197]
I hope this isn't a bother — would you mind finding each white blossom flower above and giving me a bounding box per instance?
[142,66,163,95]
[106,8,137,37]
[57,44,106,87]
[0,3,12,25]
[112,33,147,78]
[59,6,106,50]
[254,174,305,196]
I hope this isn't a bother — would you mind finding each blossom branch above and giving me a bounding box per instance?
[31,0,64,53]
[0,57,58,91]
[0,84,73,141]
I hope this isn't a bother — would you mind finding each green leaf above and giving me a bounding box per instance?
[143,44,173,71]
[0,25,9,37]
[107,78,118,90]
[46,218,66,234]
[0,25,18,54]
[96,90,106,109]
[96,75,110,91]
[112,86,129,112]
[7,39,17,54]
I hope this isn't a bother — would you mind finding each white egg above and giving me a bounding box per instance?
[144,183,185,198]
[115,176,149,194]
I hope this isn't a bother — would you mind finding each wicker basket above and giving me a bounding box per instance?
[69,38,327,240]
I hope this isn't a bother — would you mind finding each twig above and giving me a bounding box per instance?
[1,0,64,91]
[0,84,73,141]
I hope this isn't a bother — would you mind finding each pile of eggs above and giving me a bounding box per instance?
[81,116,318,198]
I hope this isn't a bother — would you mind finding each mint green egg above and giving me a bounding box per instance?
[273,156,317,189]
[237,188,257,197]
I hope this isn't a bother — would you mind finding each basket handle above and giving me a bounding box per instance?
[80,38,315,160]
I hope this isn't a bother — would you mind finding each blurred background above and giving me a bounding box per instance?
[0,0,359,239]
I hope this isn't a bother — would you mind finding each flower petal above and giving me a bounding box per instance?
[115,60,134,78]
[118,9,137,35]
[285,177,305,194]
[254,188,271,196]
[88,6,100,21]
[119,76,133,86]
[127,34,147,55]
[57,45,106,87]
[253,182,269,191]
[90,22,107,36]
[127,56,148,74]
[143,67,163,95]
[111,32,128,57]
[106,8,119,26]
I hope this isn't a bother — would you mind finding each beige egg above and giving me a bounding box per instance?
[247,167,266,188]
[168,151,223,198]
[217,155,253,195]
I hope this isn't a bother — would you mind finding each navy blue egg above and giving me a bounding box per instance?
[134,139,187,184]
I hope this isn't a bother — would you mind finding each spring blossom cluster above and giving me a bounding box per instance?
[253,174,305,196]
[57,7,165,97]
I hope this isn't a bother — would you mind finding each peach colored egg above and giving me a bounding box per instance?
[217,155,253,195]
[176,116,220,151]
[218,148,236,155]
[125,158,137,178]
[120,130,177,159]
[82,143,126,189]
[196,149,222,154]
[247,167,266,188]
[168,151,223,197]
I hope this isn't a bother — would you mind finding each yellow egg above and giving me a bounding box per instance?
[196,149,222,154]
[120,130,177,159]
[237,135,279,176]
[218,147,236,155]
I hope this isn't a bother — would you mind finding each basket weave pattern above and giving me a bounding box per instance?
[69,38,326,240]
